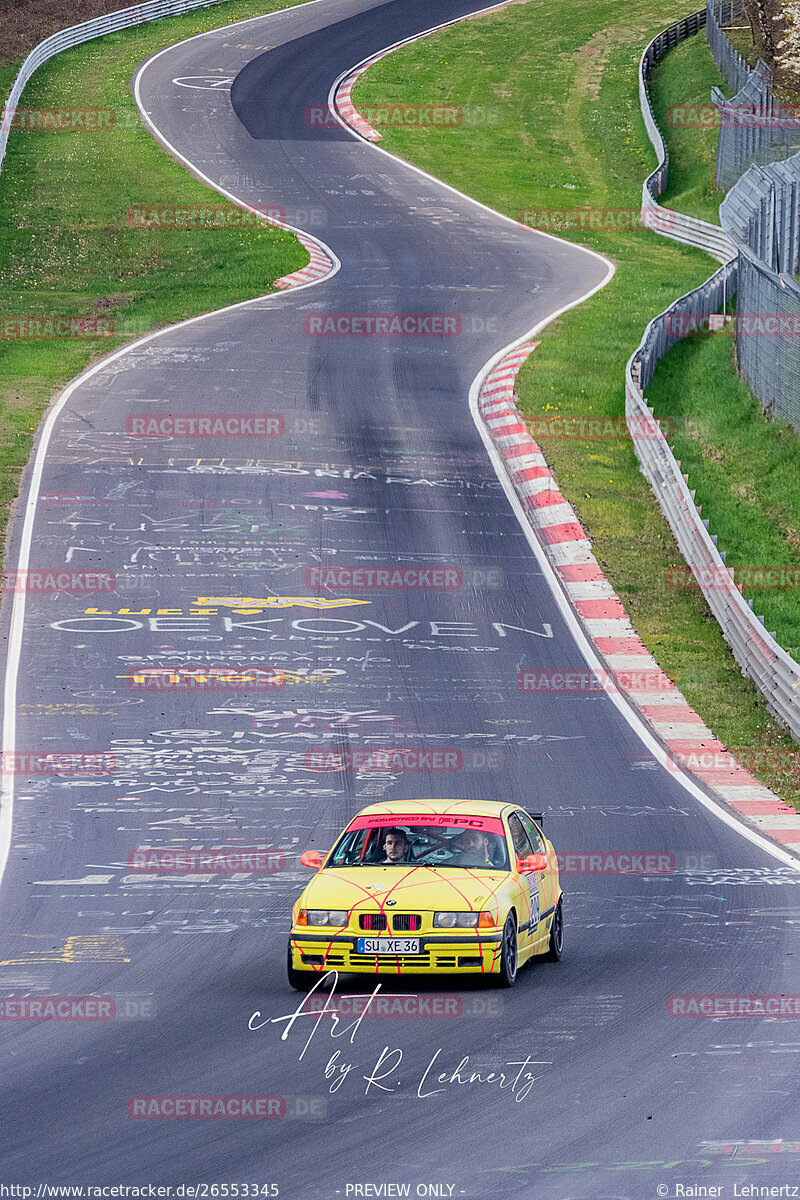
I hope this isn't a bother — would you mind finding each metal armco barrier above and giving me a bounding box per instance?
[640,10,736,263]
[0,0,234,174]
[626,303,800,741]
[630,16,800,739]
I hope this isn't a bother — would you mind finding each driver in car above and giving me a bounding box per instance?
[379,828,413,864]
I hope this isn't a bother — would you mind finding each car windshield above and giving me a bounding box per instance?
[328,818,510,870]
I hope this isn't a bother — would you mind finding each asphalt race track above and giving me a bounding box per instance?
[1,0,799,1195]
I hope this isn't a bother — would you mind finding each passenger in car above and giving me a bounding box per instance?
[453,829,493,865]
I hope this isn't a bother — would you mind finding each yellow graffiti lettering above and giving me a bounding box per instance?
[194,595,371,610]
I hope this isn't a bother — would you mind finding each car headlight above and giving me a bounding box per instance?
[305,909,349,927]
[434,911,479,928]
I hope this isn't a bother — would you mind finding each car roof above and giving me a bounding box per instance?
[354,798,518,820]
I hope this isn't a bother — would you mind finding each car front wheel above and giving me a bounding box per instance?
[497,913,518,987]
[543,898,564,961]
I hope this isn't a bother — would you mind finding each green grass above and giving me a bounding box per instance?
[354,6,800,803]
[646,333,800,659]
[0,63,18,99]
[649,34,729,222]
[721,25,759,68]
[0,0,315,523]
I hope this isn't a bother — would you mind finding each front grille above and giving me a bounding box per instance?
[392,914,421,931]
[359,913,387,931]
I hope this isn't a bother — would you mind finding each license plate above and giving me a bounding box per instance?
[357,937,421,954]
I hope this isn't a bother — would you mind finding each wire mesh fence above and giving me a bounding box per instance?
[720,158,800,425]
[708,0,800,189]
[706,0,755,93]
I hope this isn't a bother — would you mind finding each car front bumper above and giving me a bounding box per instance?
[289,931,504,975]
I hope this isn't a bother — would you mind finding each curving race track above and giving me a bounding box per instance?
[1,0,800,1195]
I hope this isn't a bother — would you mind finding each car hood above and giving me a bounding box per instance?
[301,866,508,912]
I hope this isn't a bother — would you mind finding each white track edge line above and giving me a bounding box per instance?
[470,334,800,872]
[325,13,620,264]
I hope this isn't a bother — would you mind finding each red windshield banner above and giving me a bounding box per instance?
[348,814,505,834]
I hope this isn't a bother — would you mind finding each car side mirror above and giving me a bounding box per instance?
[300,849,325,870]
[518,852,548,873]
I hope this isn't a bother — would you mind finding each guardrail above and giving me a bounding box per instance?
[629,12,800,739]
[625,284,800,742]
[0,0,233,174]
[639,10,736,263]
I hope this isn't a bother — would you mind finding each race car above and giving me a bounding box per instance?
[287,797,563,989]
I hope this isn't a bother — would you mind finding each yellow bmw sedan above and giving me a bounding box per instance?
[287,798,563,989]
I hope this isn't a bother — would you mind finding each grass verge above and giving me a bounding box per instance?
[0,0,315,528]
[353,3,800,802]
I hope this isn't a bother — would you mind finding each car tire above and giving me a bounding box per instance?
[497,913,519,988]
[286,942,316,991]
[543,898,564,962]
